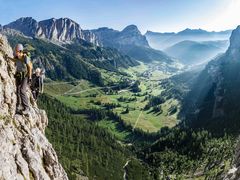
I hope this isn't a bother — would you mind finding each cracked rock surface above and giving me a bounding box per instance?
[0,33,68,180]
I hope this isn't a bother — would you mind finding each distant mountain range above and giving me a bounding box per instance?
[181,25,240,134]
[145,28,232,65]
[165,40,229,65]
[145,28,232,50]
[1,17,233,67]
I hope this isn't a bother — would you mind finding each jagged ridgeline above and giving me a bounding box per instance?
[4,33,138,85]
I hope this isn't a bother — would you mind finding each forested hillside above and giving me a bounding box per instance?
[38,94,153,180]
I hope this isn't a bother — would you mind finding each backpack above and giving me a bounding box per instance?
[23,50,31,58]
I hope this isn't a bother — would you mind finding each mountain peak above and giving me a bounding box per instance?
[178,28,208,35]
[61,17,76,22]
[93,24,153,53]
[118,24,150,47]
[37,18,83,42]
[145,30,175,36]
[4,17,38,36]
[38,17,81,29]
[10,17,38,27]
[17,17,36,22]
[122,24,141,34]
[227,25,240,57]
[95,27,115,32]
[40,17,78,24]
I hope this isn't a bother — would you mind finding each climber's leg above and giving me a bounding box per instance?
[15,75,22,111]
[20,76,29,110]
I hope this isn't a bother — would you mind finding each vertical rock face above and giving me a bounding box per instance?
[228,26,240,50]
[119,25,150,47]
[37,18,84,42]
[224,26,240,180]
[227,25,240,59]
[0,34,68,179]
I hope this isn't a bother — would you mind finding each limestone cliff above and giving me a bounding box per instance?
[0,34,68,179]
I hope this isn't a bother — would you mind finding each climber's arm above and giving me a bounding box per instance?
[27,62,32,79]
[4,54,16,62]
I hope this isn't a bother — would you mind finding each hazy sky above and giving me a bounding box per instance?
[0,0,240,33]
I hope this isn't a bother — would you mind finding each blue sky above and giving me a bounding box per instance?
[0,0,239,33]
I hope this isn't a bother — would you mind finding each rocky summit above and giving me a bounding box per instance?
[3,17,99,45]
